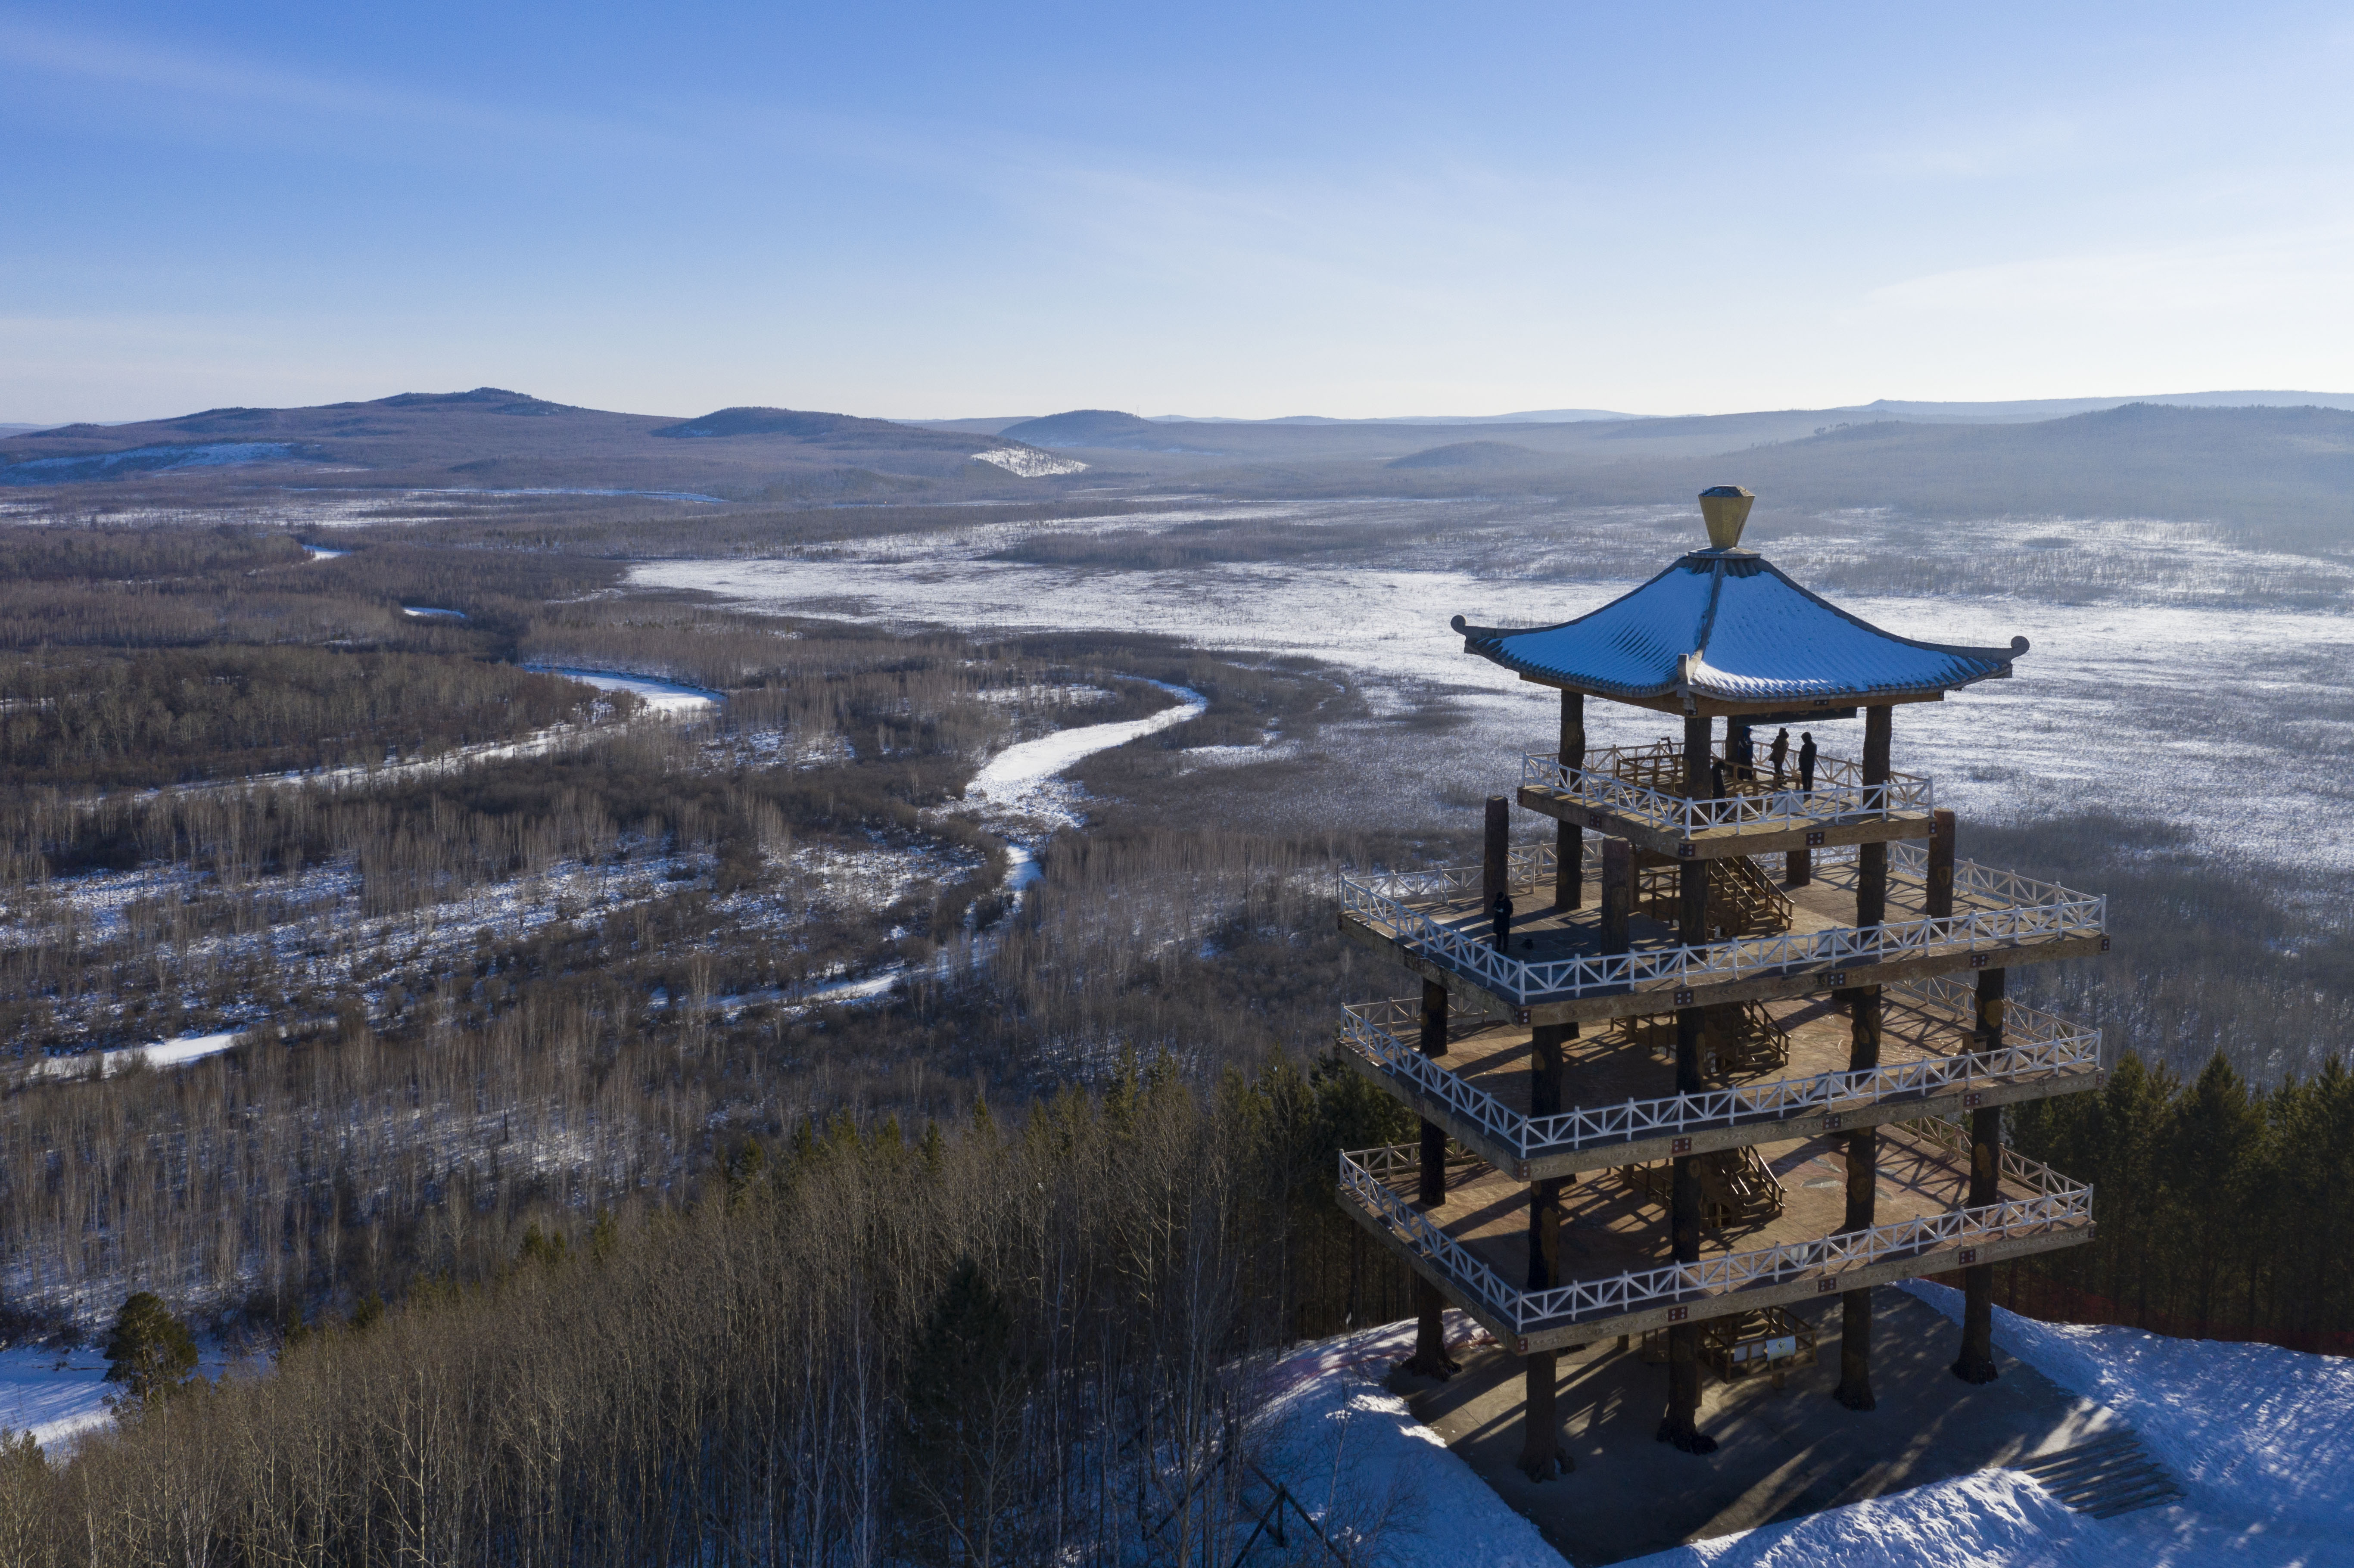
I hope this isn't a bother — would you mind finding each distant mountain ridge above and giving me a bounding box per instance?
[1148,407,1641,425]
[7,389,2349,542]
[0,389,1080,497]
[998,410,1230,452]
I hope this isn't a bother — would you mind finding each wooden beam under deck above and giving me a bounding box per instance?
[1513,783,1935,861]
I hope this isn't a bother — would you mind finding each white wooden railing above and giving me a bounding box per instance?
[1520,744,1934,835]
[1338,1127,2091,1332]
[1336,852,2103,1005]
[1337,977,2099,1159]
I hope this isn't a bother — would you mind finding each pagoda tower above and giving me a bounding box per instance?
[1335,488,2105,1475]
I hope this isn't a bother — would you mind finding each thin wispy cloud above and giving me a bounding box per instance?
[0,15,660,154]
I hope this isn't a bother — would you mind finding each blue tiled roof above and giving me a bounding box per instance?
[1453,551,2025,705]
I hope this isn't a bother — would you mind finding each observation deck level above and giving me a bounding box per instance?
[1516,742,1935,860]
[1338,1117,2092,1353]
[1338,975,2102,1180]
[1336,839,2107,1027]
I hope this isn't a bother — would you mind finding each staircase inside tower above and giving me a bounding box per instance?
[1619,1145,1787,1234]
[1619,1000,1792,1078]
[1635,853,1793,938]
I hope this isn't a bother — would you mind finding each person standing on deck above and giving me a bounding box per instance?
[1799,732,1818,792]
[1490,887,1514,951]
[1733,721,1756,782]
[1770,728,1791,789]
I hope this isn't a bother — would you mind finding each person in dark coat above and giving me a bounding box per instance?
[1798,732,1818,792]
[1770,728,1791,788]
[1490,887,1514,951]
[1734,721,1755,782]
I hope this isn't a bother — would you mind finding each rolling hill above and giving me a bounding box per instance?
[0,388,1082,500]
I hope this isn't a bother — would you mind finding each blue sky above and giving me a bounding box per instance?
[3,2,2350,422]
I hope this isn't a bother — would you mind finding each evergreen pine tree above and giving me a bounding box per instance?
[101,1292,198,1411]
[901,1257,1030,1567]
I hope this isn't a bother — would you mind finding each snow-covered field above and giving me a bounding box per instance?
[1255,1282,2354,1568]
[523,665,722,716]
[635,503,2354,874]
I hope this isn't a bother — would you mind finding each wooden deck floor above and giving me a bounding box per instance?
[1419,860,1994,972]
[1384,1122,2005,1296]
[1426,990,1952,1119]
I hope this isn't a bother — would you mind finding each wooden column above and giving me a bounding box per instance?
[1832,707,1893,1409]
[1417,980,1449,1207]
[1406,979,1457,1379]
[1786,846,1811,887]
[1526,1024,1570,1288]
[1855,705,1892,928]
[1601,839,1633,954]
[1834,984,1881,1411]
[1953,968,2005,1384]
[1483,795,1510,909]
[1927,807,1956,920]
[1556,691,1585,911]
[1660,711,1717,1453]
[1678,713,1712,943]
[1522,1021,1574,1478]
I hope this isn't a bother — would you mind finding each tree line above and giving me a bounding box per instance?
[0,647,609,788]
[0,1051,1417,1568]
[2007,1049,2354,1353]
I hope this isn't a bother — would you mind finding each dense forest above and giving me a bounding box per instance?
[0,1055,1417,1567]
[2005,1050,2354,1353]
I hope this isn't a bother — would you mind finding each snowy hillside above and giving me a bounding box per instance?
[1257,1283,2354,1568]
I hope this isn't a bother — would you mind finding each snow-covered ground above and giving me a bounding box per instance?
[400,604,467,620]
[635,505,2354,874]
[1254,1287,2354,1568]
[972,447,1089,477]
[524,666,722,716]
[1254,1314,1563,1568]
[0,1343,241,1453]
[26,1030,243,1080]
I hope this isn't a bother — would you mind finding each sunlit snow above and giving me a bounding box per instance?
[526,666,722,715]
[27,1031,244,1080]
[971,447,1089,477]
[1255,1282,2354,1568]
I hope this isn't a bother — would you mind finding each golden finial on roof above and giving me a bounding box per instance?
[1698,485,1754,551]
